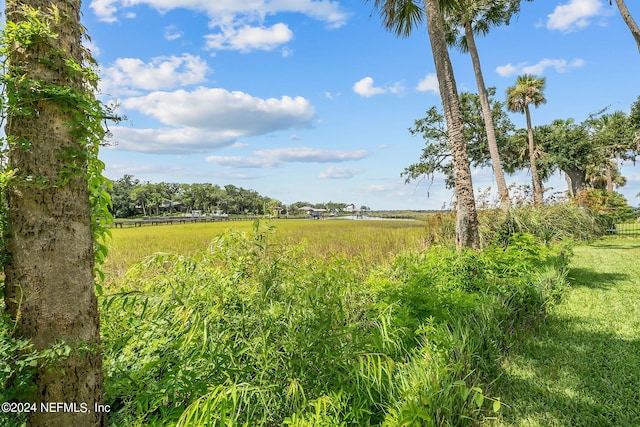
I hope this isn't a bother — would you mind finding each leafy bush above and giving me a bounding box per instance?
[102,223,392,425]
[99,222,569,426]
[378,234,569,426]
[573,189,634,229]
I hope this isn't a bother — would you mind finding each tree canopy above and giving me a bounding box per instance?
[403,89,518,190]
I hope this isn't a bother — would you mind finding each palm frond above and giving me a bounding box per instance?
[368,0,424,38]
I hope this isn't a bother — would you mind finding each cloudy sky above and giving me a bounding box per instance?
[82,0,640,210]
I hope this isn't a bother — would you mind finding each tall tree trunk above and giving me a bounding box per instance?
[564,167,586,197]
[525,106,544,205]
[464,21,511,210]
[605,163,614,192]
[4,1,106,426]
[614,0,640,53]
[425,0,480,249]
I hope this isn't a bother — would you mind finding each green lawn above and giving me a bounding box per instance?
[491,239,640,426]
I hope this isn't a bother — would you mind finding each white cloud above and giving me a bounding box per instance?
[496,58,585,77]
[546,0,608,32]
[416,73,439,94]
[319,166,363,179]
[90,0,348,52]
[353,77,385,97]
[108,127,239,154]
[204,156,272,168]
[111,87,315,154]
[205,23,293,52]
[324,91,341,100]
[365,184,392,192]
[122,87,315,134]
[100,54,209,95]
[353,77,403,98]
[90,0,119,23]
[495,63,518,77]
[164,25,183,40]
[206,147,370,168]
[256,147,369,163]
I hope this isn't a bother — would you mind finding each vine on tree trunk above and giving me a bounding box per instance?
[0,5,120,286]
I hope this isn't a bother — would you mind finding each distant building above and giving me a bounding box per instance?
[300,206,327,219]
[159,200,185,213]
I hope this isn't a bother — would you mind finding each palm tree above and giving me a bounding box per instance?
[506,74,547,206]
[367,0,480,249]
[4,1,106,425]
[587,110,636,191]
[443,0,524,209]
[612,0,640,53]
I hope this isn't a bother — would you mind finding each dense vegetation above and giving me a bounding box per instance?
[405,94,640,200]
[109,175,366,218]
[2,2,638,426]
[6,203,618,426]
[3,195,639,426]
[99,223,569,426]
[109,175,283,218]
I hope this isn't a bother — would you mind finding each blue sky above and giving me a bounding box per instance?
[80,0,640,210]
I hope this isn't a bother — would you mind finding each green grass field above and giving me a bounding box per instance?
[104,218,427,278]
[492,238,640,426]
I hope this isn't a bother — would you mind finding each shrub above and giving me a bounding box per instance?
[481,203,601,245]
[369,233,570,425]
[100,222,570,426]
[101,223,396,426]
[573,189,634,229]
[423,211,456,246]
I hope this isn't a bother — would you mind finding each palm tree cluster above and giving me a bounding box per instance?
[366,0,527,247]
[367,0,638,247]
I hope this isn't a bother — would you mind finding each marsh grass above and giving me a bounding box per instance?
[103,219,427,279]
[97,220,569,426]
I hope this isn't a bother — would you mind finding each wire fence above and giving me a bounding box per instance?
[608,222,640,237]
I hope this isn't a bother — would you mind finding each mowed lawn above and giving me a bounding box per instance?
[492,239,640,426]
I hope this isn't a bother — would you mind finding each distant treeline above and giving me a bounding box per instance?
[108,175,361,218]
[108,175,282,217]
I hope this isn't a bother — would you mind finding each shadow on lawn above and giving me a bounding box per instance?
[492,254,640,426]
[589,243,640,250]
[566,268,629,290]
[494,319,640,426]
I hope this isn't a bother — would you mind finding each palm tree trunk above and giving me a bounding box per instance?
[464,21,511,210]
[4,1,106,426]
[525,106,544,205]
[614,0,640,53]
[425,0,480,249]
[605,163,614,192]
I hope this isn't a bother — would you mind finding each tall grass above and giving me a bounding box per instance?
[480,203,602,246]
[103,219,426,279]
[98,220,570,426]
